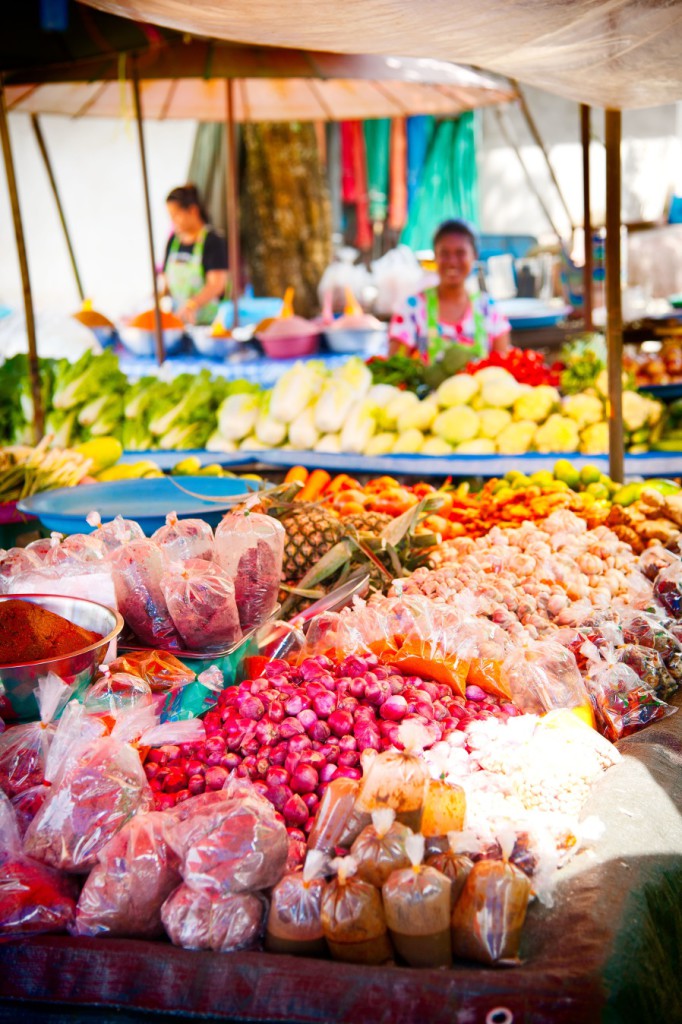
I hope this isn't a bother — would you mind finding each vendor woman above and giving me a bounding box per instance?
[160,184,228,325]
[389,219,511,362]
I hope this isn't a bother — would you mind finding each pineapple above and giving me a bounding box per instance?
[278,503,344,582]
[344,511,392,536]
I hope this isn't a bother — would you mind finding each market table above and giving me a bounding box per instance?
[1,695,680,1024]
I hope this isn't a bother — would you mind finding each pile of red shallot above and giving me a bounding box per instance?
[143,653,520,832]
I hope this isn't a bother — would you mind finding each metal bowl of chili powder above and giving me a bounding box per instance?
[0,594,123,722]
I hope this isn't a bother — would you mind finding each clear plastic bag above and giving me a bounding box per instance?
[382,834,452,967]
[166,779,288,896]
[215,509,285,632]
[638,545,680,582]
[653,561,682,618]
[616,644,678,700]
[452,620,513,701]
[152,512,215,563]
[0,673,73,797]
[0,547,41,594]
[585,659,677,742]
[44,531,106,568]
[11,785,49,838]
[351,809,412,888]
[161,558,242,651]
[426,836,474,909]
[321,856,393,965]
[501,638,593,722]
[107,650,195,694]
[86,511,145,553]
[355,721,430,831]
[265,849,327,956]
[161,884,266,952]
[24,714,154,873]
[421,779,466,838]
[112,539,181,648]
[84,666,154,720]
[72,811,181,938]
[307,777,361,854]
[450,850,532,966]
[0,790,79,936]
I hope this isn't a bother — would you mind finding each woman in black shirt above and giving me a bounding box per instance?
[160,184,228,325]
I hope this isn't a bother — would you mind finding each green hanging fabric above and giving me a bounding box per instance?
[400,111,480,251]
[363,118,391,222]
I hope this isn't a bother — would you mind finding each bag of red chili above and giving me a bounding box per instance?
[0,791,78,936]
[0,673,73,798]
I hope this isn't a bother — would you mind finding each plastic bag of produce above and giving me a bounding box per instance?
[265,849,327,956]
[616,644,678,700]
[321,856,393,965]
[638,545,680,582]
[382,833,452,967]
[421,778,466,838]
[107,649,195,693]
[584,657,677,742]
[0,547,41,593]
[351,809,412,887]
[215,509,285,632]
[355,720,430,831]
[167,779,288,896]
[426,833,474,908]
[653,561,682,618]
[450,835,532,966]
[501,638,593,722]
[24,708,155,872]
[112,539,181,648]
[72,811,181,938]
[451,619,513,701]
[307,777,361,854]
[86,511,145,553]
[161,558,242,651]
[619,609,682,689]
[84,665,154,721]
[152,512,215,563]
[11,785,49,838]
[162,884,266,952]
[43,531,106,567]
[0,673,73,797]
[0,791,79,936]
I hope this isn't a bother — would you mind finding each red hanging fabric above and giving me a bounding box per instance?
[340,120,372,250]
[388,117,407,232]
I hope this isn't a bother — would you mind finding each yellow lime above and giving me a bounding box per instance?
[74,437,123,475]
[553,458,581,490]
[580,464,602,486]
[198,464,224,476]
[504,470,525,483]
[530,470,555,487]
[612,483,643,507]
[172,456,202,476]
[586,481,610,501]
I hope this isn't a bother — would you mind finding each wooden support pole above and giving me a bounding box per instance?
[131,57,164,365]
[512,80,575,232]
[31,114,85,303]
[580,104,594,331]
[494,107,564,240]
[605,109,624,483]
[225,79,241,327]
[0,79,43,440]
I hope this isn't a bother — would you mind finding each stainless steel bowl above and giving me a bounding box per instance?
[0,594,124,722]
[118,326,185,357]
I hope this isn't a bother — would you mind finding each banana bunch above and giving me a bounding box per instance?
[0,438,93,504]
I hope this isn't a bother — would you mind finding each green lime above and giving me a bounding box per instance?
[505,470,525,483]
[553,458,581,489]
[580,464,602,486]
[530,470,555,487]
[511,475,531,490]
[612,483,644,507]
[172,456,202,476]
[586,482,610,501]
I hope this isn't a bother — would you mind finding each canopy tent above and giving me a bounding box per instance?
[80,0,682,111]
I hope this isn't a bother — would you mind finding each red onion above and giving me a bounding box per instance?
[287,735,312,756]
[205,766,229,791]
[312,691,336,718]
[290,763,318,795]
[338,735,357,752]
[333,766,362,780]
[465,685,487,702]
[337,695,359,714]
[379,694,408,721]
[268,699,285,723]
[266,783,292,811]
[388,675,406,695]
[338,750,360,768]
[283,793,309,827]
[297,708,318,732]
[349,677,365,698]
[265,659,290,679]
[220,752,241,771]
[327,709,353,737]
[319,762,338,784]
[269,742,287,767]
[266,766,289,787]
[279,718,305,739]
[239,695,266,720]
[285,752,301,777]
[285,693,310,716]
[319,743,340,763]
[309,720,331,743]
[302,792,319,814]
[255,720,279,746]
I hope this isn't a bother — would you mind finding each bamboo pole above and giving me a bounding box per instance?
[512,80,575,233]
[605,109,624,483]
[580,104,593,331]
[225,79,241,328]
[494,107,564,240]
[31,114,85,303]
[131,57,164,365]
[0,79,43,440]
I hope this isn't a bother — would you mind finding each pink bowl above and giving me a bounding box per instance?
[258,332,320,359]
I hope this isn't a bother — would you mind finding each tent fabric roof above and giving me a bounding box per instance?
[79,0,682,110]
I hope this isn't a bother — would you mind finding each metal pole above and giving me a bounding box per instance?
[494,107,564,240]
[131,57,164,365]
[0,79,43,440]
[31,114,85,303]
[512,81,575,232]
[580,104,593,332]
[605,109,624,483]
[225,79,241,328]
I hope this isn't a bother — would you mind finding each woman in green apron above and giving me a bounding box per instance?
[389,219,511,366]
[161,185,228,326]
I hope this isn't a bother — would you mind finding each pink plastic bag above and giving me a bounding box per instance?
[112,539,181,648]
[72,811,181,938]
[86,512,145,553]
[166,779,288,896]
[0,673,73,797]
[152,512,215,563]
[24,713,154,873]
[161,558,242,651]
[161,884,266,952]
[0,791,79,936]
[215,509,285,632]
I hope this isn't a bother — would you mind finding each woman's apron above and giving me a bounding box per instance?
[419,286,489,364]
[165,228,219,326]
